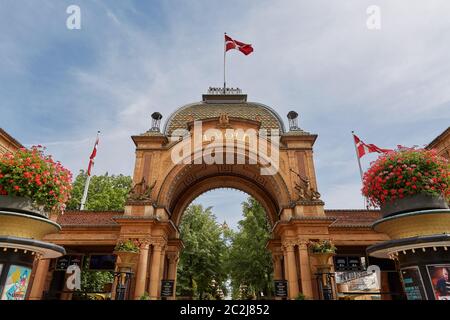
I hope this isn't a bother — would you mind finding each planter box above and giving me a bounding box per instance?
[0,195,48,218]
[113,250,139,271]
[380,194,448,218]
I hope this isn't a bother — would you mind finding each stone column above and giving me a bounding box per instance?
[166,252,179,300]
[272,254,283,280]
[149,243,163,300]
[157,246,166,297]
[297,240,314,299]
[28,257,50,300]
[134,240,150,299]
[272,253,283,300]
[283,241,299,299]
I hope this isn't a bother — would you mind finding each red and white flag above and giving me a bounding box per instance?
[225,34,254,55]
[353,134,392,158]
[87,134,99,176]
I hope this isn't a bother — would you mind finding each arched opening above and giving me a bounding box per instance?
[175,188,276,300]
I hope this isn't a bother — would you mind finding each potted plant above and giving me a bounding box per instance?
[295,292,306,300]
[139,292,150,300]
[362,148,449,217]
[309,240,336,266]
[0,146,72,218]
[113,239,140,271]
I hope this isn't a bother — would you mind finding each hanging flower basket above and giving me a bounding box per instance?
[362,148,449,217]
[0,146,72,217]
[379,193,448,217]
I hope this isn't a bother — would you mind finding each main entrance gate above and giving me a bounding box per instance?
[112,89,334,300]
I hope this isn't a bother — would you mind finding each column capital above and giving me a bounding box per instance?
[282,240,297,251]
[138,238,152,248]
[150,239,167,251]
[166,252,179,263]
[297,239,310,249]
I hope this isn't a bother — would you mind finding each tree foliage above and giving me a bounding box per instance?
[226,197,274,299]
[66,170,132,210]
[176,198,274,300]
[176,204,228,300]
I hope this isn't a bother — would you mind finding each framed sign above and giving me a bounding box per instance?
[400,266,427,300]
[55,256,70,271]
[334,256,363,271]
[56,255,84,271]
[274,280,288,297]
[426,264,450,300]
[160,280,174,297]
[1,265,31,300]
[347,256,362,270]
[335,257,347,270]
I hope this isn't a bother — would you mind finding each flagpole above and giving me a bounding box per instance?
[80,175,91,210]
[80,131,100,210]
[352,131,368,209]
[223,32,227,94]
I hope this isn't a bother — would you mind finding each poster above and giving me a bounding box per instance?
[0,265,32,300]
[427,265,450,300]
[400,267,427,300]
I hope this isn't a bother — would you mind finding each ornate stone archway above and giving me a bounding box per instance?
[115,90,335,300]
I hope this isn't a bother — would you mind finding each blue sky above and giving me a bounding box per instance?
[1,1,450,229]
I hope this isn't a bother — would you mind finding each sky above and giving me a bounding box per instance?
[1,1,449,229]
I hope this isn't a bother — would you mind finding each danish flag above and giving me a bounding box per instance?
[87,133,99,176]
[225,34,254,55]
[353,133,392,158]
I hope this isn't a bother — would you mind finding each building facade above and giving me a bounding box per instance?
[0,93,448,300]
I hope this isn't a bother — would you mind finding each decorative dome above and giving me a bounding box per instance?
[163,92,286,136]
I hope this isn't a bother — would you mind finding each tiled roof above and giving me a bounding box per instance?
[324,209,382,228]
[57,209,380,228]
[57,210,124,226]
[164,102,285,136]
[426,126,450,149]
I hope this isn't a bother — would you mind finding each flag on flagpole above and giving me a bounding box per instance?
[225,34,254,55]
[353,134,392,158]
[352,132,392,209]
[87,134,99,176]
[80,131,100,210]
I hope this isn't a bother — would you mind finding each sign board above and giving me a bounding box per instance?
[160,280,174,297]
[334,256,363,271]
[56,255,83,271]
[274,280,288,297]
[400,267,427,300]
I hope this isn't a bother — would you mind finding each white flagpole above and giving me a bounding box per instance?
[80,175,91,210]
[80,131,100,210]
[352,131,368,209]
[223,32,227,94]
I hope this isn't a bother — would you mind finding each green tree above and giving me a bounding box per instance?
[227,197,274,299]
[67,170,132,210]
[176,204,228,300]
